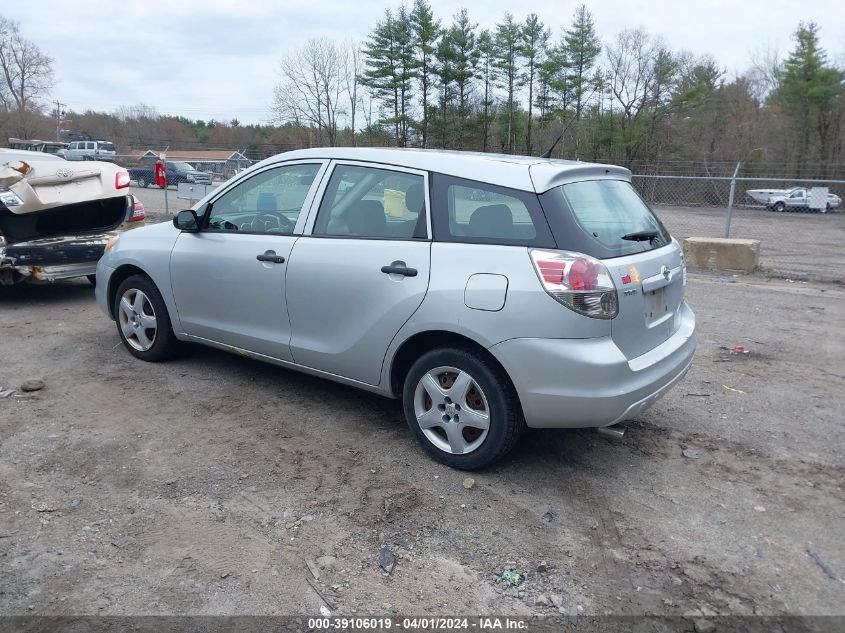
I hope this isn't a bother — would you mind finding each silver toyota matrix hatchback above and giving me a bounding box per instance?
[95,148,696,469]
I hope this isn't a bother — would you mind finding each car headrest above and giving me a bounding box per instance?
[468,204,513,238]
[256,192,277,213]
[404,183,425,214]
[346,200,386,236]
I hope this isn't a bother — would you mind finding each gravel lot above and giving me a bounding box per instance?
[1,268,843,618]
[131,185,845,284]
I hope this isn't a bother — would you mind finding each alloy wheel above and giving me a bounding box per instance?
[118,288,157,351]
[413,365,490,455]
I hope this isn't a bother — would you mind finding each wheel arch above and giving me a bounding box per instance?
[388,329,518,402]
[107,264,152,319]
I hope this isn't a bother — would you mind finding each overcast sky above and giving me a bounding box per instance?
[4,0,844,124]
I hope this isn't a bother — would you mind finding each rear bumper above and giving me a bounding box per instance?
[489,302,696,428]
[0,236,108,284]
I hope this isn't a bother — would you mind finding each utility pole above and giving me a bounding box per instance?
[54,100,67,141]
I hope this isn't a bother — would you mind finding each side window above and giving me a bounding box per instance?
[312,164,426,239]
[87,142,95,150]
[430,174,555,247]
[206,163,320,235]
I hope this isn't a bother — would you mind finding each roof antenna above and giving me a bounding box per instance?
[540,135,562,159]
[539,118,574,159]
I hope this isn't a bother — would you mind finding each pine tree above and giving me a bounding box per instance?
[520,13,549,154]
[433,32,456,147]
[393,4,418,147]
[494,12,523,153]
[410,0,440,148]
[446,10,479,150]
[477,29,498,152]
[361,9,403,146]
[774,22,845,176]
[563,5,601,120]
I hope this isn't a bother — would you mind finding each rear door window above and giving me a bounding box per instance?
[430,174,555,247]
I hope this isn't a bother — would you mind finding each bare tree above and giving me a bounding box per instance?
[747,43,782,100]
[343,40,362,146]
[605,28,677,164]
[0,16,54,136]
[273,38,345,146]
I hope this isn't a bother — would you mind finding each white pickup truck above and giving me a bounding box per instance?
[746,187,841,213]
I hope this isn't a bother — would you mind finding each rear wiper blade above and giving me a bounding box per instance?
[621,230,661,242]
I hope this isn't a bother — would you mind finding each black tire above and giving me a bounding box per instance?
[113,274,178,362]
[402,346,524,470]
[86,274,97,286]
[137,177,148,188]
[773,201,786,212]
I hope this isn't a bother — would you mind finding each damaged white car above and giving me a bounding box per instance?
[0,149,144,286]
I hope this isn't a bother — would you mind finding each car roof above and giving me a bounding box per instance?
[258,147,631,193]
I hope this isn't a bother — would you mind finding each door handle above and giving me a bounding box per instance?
[381,264,417,277]
[256,250,285,264]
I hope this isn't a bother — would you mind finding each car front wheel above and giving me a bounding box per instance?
[402,347,524,470]
[113,274,178,362]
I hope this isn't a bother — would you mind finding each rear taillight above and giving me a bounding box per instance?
[130,200,145,222]
[115,171,131,189]
[529,249,618,319]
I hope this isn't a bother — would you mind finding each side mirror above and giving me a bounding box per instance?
[173,209,199,232]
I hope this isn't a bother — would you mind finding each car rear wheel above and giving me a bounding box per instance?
[402,347,524,470]
[137,177,148,188]
[773,201,786,212]
[114,274,178,362]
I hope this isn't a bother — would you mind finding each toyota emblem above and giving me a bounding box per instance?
[56,167,73,179]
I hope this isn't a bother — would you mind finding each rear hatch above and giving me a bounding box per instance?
[538,177,685,360]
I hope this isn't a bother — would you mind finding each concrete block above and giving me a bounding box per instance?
[682,237,760,273]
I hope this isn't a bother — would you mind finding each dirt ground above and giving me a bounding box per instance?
[1,266,843,619]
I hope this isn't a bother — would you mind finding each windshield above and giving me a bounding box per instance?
[540,179,670,259]
[170,162,195,171]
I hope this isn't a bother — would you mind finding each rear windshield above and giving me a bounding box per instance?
[540,179,670,259]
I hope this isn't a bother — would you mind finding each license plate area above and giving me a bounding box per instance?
[644,287,668,322]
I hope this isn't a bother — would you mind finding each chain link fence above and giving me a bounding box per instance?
[632,175,845,283]
[103,145,844,284]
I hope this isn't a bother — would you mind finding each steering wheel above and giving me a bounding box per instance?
[250,212,295,234]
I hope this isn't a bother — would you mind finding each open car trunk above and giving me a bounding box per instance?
[0,195,132,244]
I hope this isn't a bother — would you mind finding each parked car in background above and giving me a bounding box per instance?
[0,149,144,286]
[59,140,117,162]
[128,161,213,188]
[95,148,695,469]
